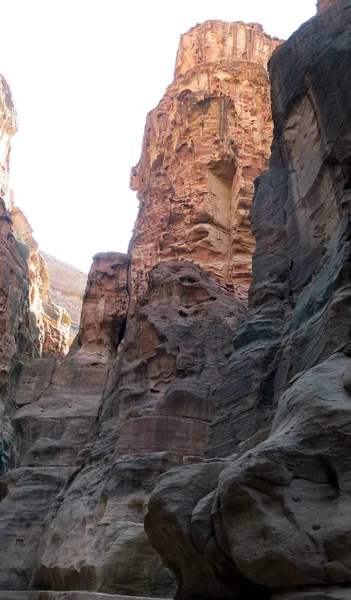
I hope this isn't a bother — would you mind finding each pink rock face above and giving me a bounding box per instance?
[130,20,282,304]
[317,0,339,11]
[75,252,129,357]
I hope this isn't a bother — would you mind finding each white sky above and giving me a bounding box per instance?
[0,0,317,272]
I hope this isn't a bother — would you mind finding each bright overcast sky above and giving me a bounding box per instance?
[0,0,316,272]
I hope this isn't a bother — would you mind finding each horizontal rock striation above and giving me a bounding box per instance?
[0,253,126,590]
[130,21,281,303]
[145,1,351,598]
[29,260,246,596]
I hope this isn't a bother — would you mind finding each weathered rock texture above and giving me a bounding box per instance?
[12,208,70,357]
[145,2,351,599]
[130,21,281,302]
[0,19,276,596]
[0,75,18,210]
[0,253,125,591]
[0,79,42,479]
[28,260,246,596]
[41,252,86,340]
[317,0,339,11]
[4,3,351,599]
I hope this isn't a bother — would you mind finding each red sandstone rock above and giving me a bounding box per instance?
[11,206,70,358]
[317,0,339,11]
[73,252,129,357]
[40,252,87,341]
[130,21,282,303]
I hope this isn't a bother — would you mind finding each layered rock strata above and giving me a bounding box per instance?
[0,18,278,596]
[41,252,86,340]
[0,253,127,590]
[146,2,351,599]
[130,21,281,302]
[28,261,246,595]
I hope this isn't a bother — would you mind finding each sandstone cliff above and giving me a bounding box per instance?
[130,21,281,302]
[0,18,279,598]
[2,3,351,600]
[11,208,70,357]
[145,2,351,600]
[40,252,86,340]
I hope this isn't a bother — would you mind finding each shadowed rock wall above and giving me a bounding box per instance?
[145,2,351,600]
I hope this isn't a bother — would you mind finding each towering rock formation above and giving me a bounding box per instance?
[145,2,351,600]
[0,18,280,598]
[4,2,351,599]
[130,21,281,301]
[41,252,87,340]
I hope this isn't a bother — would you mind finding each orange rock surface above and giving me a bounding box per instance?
[130,21,282,302]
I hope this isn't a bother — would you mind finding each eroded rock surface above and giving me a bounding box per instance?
[12,207,70,357]
[0,253,127,590]
[146,1,351,598]
[41,252,87,340]
[130,21,281,303]
[30,261,246,596]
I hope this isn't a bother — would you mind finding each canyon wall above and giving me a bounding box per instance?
[41,252,86,341]
[0,18,281,599]
[3,2,351,599]
[0,76,69,480]
[11,208,70,357]
[145,2,351,600]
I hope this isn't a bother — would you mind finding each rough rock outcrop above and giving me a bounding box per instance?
[130,21,281,303]
[0,75,18,210]
[0,253,127,590]
[12,208,70,357]
[145,1,351,599]
[0,18,275,596]
[41,252,86,340]
[0,79,41,478]
[29,261,246,596]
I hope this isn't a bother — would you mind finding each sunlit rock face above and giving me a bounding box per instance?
[130,20,282,304]
[12,207,71,358]
[145,2,351,599]
[0,75,18,210]
[41,251,87,341]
